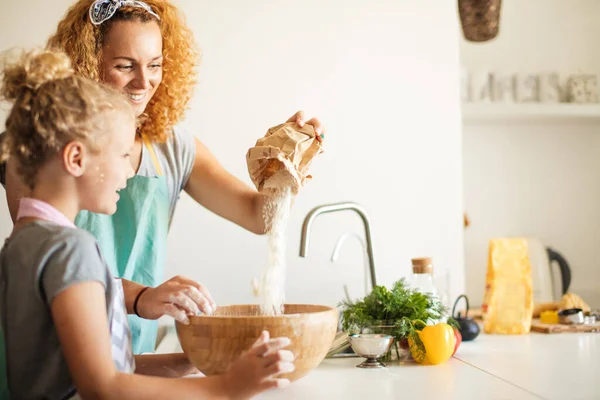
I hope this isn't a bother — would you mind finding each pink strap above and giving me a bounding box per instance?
[16,198,76,228]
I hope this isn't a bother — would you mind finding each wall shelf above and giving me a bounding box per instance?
[462,103,600,124]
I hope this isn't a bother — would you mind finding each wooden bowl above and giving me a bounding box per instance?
[175,304,338,381]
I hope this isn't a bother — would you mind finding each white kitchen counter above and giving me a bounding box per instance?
[454,333,600,400]
[156,329,600,400]
[257,356,541,400]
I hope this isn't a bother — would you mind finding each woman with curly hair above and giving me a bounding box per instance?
[2,0,325,356]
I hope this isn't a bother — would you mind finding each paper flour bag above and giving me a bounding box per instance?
[246,122,323,193]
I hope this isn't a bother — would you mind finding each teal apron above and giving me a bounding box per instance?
[75,138,169,354]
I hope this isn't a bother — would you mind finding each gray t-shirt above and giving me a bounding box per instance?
[0,125,197,225]
[137,125,196,225]
[0,222,124,399]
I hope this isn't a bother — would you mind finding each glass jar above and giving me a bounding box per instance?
[409,257,448,323]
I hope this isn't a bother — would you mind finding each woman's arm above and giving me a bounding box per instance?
[184,138,266,235]
[184,111,324,235]
[52,282,293,399]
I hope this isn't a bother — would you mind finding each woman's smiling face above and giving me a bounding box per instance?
[100,19,163,117]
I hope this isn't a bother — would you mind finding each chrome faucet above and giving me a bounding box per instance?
[299,202,377,289]
[331,232,371,298]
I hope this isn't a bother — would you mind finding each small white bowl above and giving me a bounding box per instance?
[348,334,395,368]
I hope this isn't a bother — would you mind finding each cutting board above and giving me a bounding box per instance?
[530,318,600,333]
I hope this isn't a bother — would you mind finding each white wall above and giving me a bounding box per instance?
[462,0,600,307]
[0,1,464,309]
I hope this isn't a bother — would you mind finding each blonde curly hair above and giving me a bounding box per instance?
[0,49,134,189]
[47,0,200,143]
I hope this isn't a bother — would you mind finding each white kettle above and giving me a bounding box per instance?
[526,238,572,303]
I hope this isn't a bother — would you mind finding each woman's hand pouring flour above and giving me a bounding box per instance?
[286,110,326,141]
[135,275,217,324]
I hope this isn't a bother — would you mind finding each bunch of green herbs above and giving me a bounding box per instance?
[339,278,457,360]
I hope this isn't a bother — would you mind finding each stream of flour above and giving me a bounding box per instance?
[258,169,295,316]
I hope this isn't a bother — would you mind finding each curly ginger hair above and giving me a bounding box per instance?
[47,0,200,143]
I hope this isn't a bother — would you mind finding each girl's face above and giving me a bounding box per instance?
[80,110,136,215]
[100,20,163,117]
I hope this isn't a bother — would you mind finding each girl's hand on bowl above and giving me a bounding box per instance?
[222,330,295,399]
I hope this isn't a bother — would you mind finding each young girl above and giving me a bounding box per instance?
[0,49,294,399]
